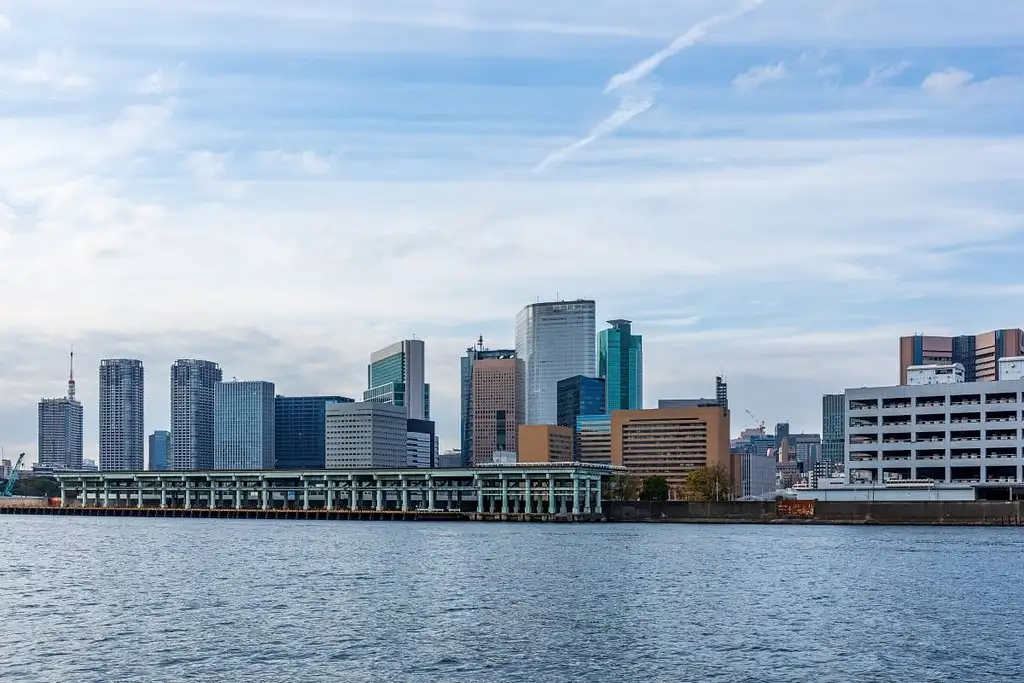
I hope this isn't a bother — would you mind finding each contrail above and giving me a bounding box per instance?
[605,0,765,93]
[533,0,765,173]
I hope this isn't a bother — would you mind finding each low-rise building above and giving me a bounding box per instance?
[325,402,407,469]
[518,424,573,463]
[732,452,777,499]
[576,414,611,464]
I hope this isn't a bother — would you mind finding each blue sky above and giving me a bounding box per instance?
[1,0,1023,463]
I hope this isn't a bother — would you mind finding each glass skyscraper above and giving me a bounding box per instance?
[821,393,845,466]
[214,380,276,470]
[557,375,605,459]
[148,430,171,471]
[515,299,596,425]
[363,339,429,421]
[274,395,354,469]
[598,319,643,411]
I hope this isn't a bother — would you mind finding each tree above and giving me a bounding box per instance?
[13,476,59,498]
[683,466,732,502]
[638,476,669,501]
[607,474,641,500]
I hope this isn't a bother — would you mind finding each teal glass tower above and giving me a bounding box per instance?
[598,319,643,411]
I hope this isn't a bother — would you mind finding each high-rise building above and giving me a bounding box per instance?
[518,424,573,463]
[732,452,777,499]
[170,359,222,470]
[325,402,407,469]
[576,414,612,465]
[611,406,731,498]
[899,329,1024,384]
[715,375,728,409]
[515,299,596,425]
[214,380,276,470]
[471,356,525,464]
[556,375,605,459]
[822,393,845,466]
[407,418,436,468]
[364,339,429,420]
[274,395,354,469]
[98,358,145,471]
[37,350,83,471]
[461,339,517,468]
[598,319,643,411]
[148,430,171,471]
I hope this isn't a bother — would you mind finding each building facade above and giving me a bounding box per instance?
[598,319,643,411]
[822,393,845,466]
[37,353,83,471]
[556,375,605,458]
[461,342,517,468]
[846,376,1024,486]
[214,380,276,470]
[98,358,145,471]
[732,452,778,499]
[576,414,612,464]
[899,329,1024,384]
[325,402,407,469]
[274,395,354,469]
[518,424,573,463]
[364,340,429,420]
[515,299,596,425]
[471,356,525,465]
[170,359,223,470]
[149,430,171,471]
[406,418,436,468]
[611,406,731,497]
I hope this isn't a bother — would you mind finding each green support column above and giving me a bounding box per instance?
[160,480,167,508]
[302,479,310,511]
[595,477,603,515]
[548,475,556,514]
[500,475,509,514]
[234,479,242,510]
[475,475,484,513]
[572,475,580,515]
[261,479,269,510]
[60,484,67,508]
[375,477,383,511]
[583,477,592,514]
[401,477,409,512]
[103,482,110,508]
[137,480,144,508]
[209,478,216,510]
[427,477,436,510]
[184,480,192,509]
[326,481,334,510]
[524,475,532,514]
[349,476,357,510]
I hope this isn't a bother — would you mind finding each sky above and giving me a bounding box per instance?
[1,0,1023,465]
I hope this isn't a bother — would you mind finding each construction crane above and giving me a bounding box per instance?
[1,453,25,497]
[744,410,766,434]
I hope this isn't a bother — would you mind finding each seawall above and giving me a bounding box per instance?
[606,500,1024,526]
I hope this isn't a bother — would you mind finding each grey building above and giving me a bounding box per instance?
[170,359,223,470]
[214,380,276,470]
[325,402,407,468]
[515,299,596,425]
[274,395,354,469]
[734,452,778,499]
[363,340,429,420]
[407,418,436,468]
[37,351,83,471]
[98,359,145,471]
[149,430,171,471]
[822,393,845,465]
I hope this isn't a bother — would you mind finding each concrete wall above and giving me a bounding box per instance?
[0,496,50,508]
[605,500,1024,525]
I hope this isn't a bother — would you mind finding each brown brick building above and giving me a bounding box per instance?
[471,357,525,464]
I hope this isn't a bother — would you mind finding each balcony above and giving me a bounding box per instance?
[914,432,946,443]
[950,394,982,407]
[950,449,982,460]
[949,431,982,442]
[985,411,1019,423]
[949,413,981,425]
[849,400,879,411]
[916,397,947,408]
[985,448,1018,459]
[985,393,1018,405]
[984,430,1018,441]
[915,414,945,426]
[881,399,912,410]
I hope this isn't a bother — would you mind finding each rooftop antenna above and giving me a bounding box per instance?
[67,344,76,401]
[477,335,485,351]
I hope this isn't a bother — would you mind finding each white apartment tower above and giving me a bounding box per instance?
[37,350,84,471]
[98,359,145,471]
[170,359,223,470]
[515,299,596,425]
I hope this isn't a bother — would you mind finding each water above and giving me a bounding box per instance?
[2,518,1024,683]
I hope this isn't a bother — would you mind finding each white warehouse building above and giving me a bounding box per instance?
[845,366,1024,492]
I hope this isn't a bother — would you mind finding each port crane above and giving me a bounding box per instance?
[745,410,766,434]
[1,453,26,497]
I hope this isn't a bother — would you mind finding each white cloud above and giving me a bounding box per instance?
[862,60,911,87]
[137,65,183,95]
[0,14,10,32]
[733,62,788,89]
[0,51,92,90]
[921,67,974,94]
[185,150,227,182]
[258,149,332,176]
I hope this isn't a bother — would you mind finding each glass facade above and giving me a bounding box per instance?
[557,375,605,459]
[365,340,428,420]
[148,430,171,471]
[274,395,354,469]
[598,319,643,411]
[575,414,612,465]
[214,380,276,470]
[821,393,845,465]
[515,300,596,425]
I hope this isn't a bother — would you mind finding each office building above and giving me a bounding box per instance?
[845,373,1024,487]
[518,424,573,463]
[148,430,171,471]
[576,414,612,464]
[461,340,517,468]
[1000,357,1024,381]
[733,452,777,499]
[515,299,596,425]
[471,355,525,464]
[598,319,643,411]
[557,375,605,457]
[822,393,845,465]
[659,377,729,411]
[170,359,223,470]
[98,358,145,471]
[715,375,728,409]
[899,329,1024,384]
[407,418,436,468]
[214,380,275,470]
[611,406,731,497]
[364,339,429,420]
[325,402,407,469]
[37,351,83,471]
[274,395,354,469]
[438,448,463,469]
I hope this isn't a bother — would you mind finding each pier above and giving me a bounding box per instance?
[38,463,616,522]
